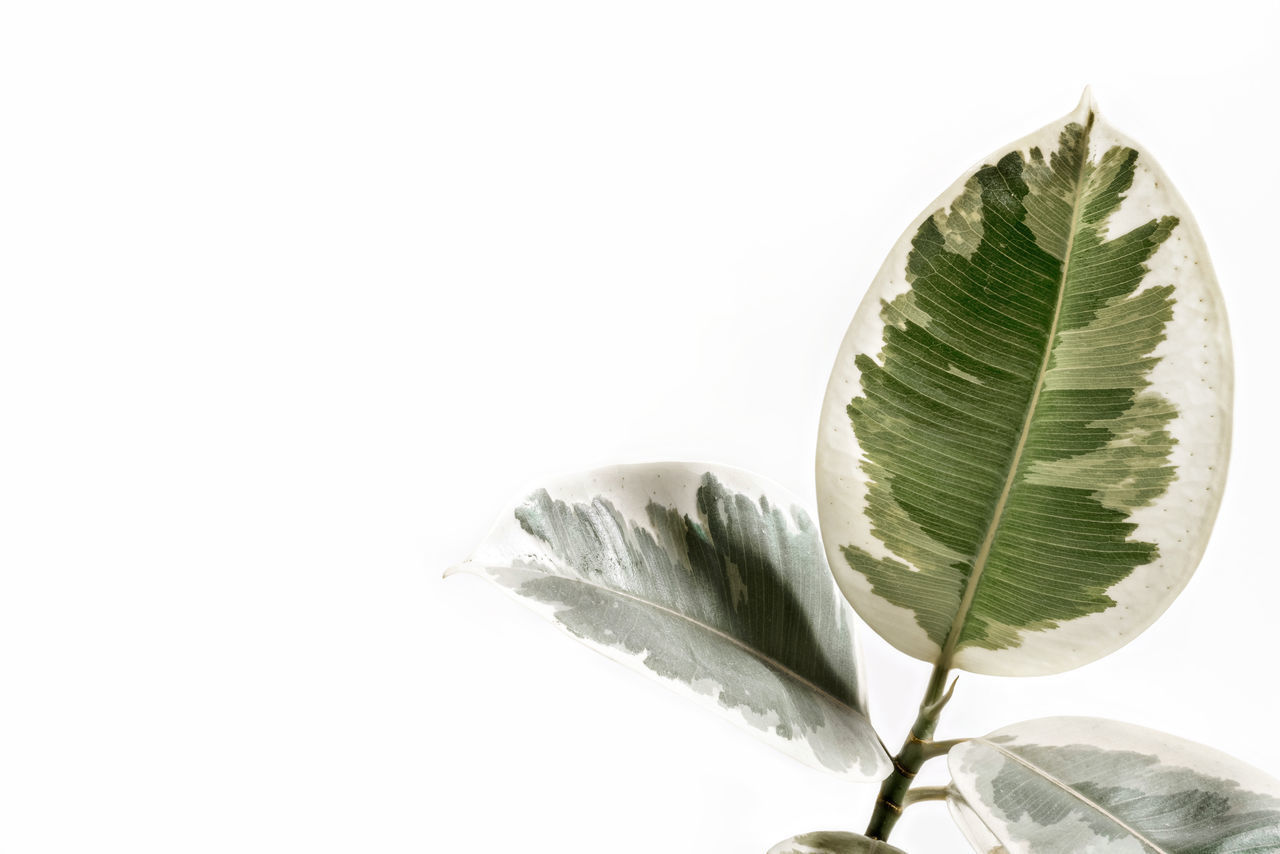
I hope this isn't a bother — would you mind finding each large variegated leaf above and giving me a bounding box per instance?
[816,91,1232,675]
[767,831,907,854]
[449,463,890,779]
[949,798,1009,854]
[948,717,1280,853]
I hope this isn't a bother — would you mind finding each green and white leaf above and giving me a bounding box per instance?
[950,797,1010,854]
[817,91,1232,675]
[767,831,907,854]
[948,717,1280,853]
[449,462,889,780]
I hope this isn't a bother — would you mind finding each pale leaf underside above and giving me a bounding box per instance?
[949,717,1280,854]
[452,463,889,779]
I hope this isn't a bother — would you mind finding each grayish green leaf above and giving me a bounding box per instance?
[817,90,1232,675]
[449,463,889,779]
[948,717,1280,853]
[767,831,908,854]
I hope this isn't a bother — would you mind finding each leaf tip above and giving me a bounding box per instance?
[1074,84,1099,122]
[442,559,477,580]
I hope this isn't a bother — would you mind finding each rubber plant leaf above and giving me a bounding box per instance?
[947,717,1280,853]
[767,831,908,854]
[449,462,890,780]
[816,90,1232,675]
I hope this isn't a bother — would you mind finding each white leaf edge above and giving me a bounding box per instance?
[947,716,1280,854]
[448,460,891,781]
[816,89,1233,675]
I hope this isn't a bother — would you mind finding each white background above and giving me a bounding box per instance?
[2,1,1278,852]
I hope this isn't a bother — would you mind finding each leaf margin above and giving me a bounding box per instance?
[815,89,1233,676]
[946,716,1280,853]
[448,460,892,781]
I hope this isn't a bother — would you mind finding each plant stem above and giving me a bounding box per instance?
[864,661,955,841]
[919,737,967,761]
[901,786,950,809]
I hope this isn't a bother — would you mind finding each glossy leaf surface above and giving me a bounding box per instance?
[450,463,889,779]
[817,92,1232,675]
[949,717,1280,853]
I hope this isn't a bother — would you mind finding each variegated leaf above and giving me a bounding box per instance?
[948,717,1280,853]
[817,90,1232,675]
[949,797,1010,854]
[449,463,890,779]
[767,831,907,854]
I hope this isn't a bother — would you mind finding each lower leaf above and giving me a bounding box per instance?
[448,462,889,780]
[768,831,908,854]
[947,717,1280,853]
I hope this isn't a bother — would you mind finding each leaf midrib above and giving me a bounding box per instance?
[982,740,1167,853]
[937,112,1095,667]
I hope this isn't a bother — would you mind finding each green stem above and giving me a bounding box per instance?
[864,661,956,841]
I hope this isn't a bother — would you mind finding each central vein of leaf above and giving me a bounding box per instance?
[984,741,1168,853]
[937,111,1095,667]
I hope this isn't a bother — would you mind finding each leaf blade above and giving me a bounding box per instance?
[817,93,1232,674]
[947,717,1280,853]
[767,831,908,854]
[948,797,1010,854]
[451,462,889,780]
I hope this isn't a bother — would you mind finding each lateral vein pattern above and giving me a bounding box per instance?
[842,119,1180,653]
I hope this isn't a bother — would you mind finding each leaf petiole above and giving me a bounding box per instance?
[900,786,950,810]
